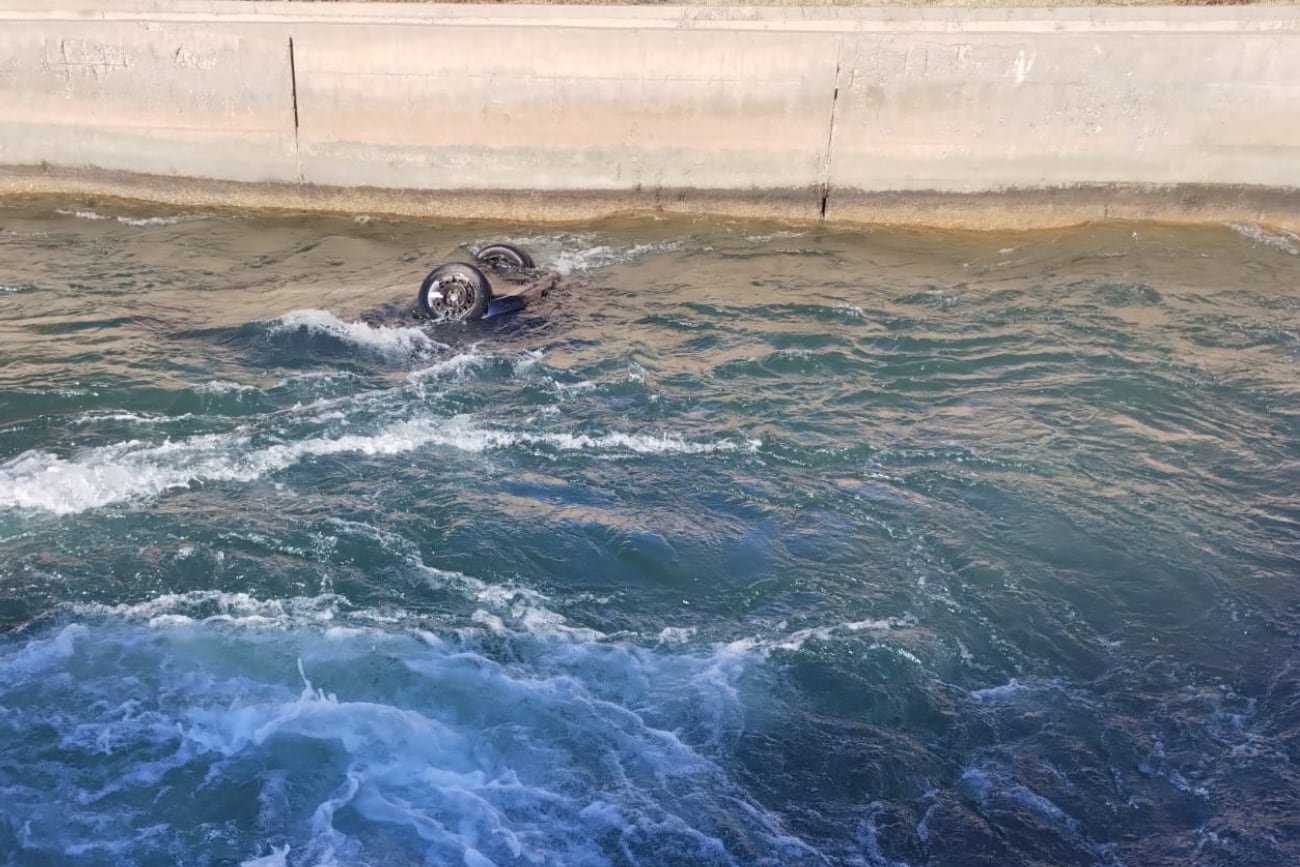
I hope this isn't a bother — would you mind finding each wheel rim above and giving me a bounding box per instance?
[425,274,477,319]
[475,244,532,269]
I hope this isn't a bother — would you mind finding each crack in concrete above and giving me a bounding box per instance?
[288,36,302,184]
[819,37,844,221]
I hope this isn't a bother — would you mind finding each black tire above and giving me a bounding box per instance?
[418,262,492,321]
[474,242,534,270]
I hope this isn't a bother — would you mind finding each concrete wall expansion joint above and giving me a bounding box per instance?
[2,1,1299,229]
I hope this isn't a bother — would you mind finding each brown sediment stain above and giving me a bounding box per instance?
[1,163,1298,233]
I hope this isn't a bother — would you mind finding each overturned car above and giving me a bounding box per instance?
[412,242,558,322]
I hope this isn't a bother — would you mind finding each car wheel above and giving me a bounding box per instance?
[474,242,535,270]
[418,262,492,321]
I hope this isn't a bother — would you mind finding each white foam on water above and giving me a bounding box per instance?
[116,215,186,227]
[197,379,262,395]
[969,679,1029,703]
[74,590,345,631]
[273,369,357,387]
[511,429,759,456]
[269,309,446,360]
[0,414,760,515]
[5,623,87,676]
[56,208,110,221]
[241,844,290,867]
[471,234,681,277]
[657,626,698,645]
[1,283,35,293]
[55,208,204,227]
[554,379,597,397]
[743,230,807,243]
[0,435,244,515]
[0,592,826,866]
[514,349,545,374]
[549,241,681,276]
[747,616,915,653]
[1227,223,1300,256]
[406,350,487,383]
[0,424,371,515]
[70,410,178,427]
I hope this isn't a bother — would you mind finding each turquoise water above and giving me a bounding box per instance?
[2,203,1299,866]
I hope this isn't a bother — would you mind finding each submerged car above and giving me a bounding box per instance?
[412,243,558,322]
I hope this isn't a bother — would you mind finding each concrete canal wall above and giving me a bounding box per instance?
[2,1,1299,228]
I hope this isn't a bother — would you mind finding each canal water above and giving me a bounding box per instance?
[1,202,1298,867]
